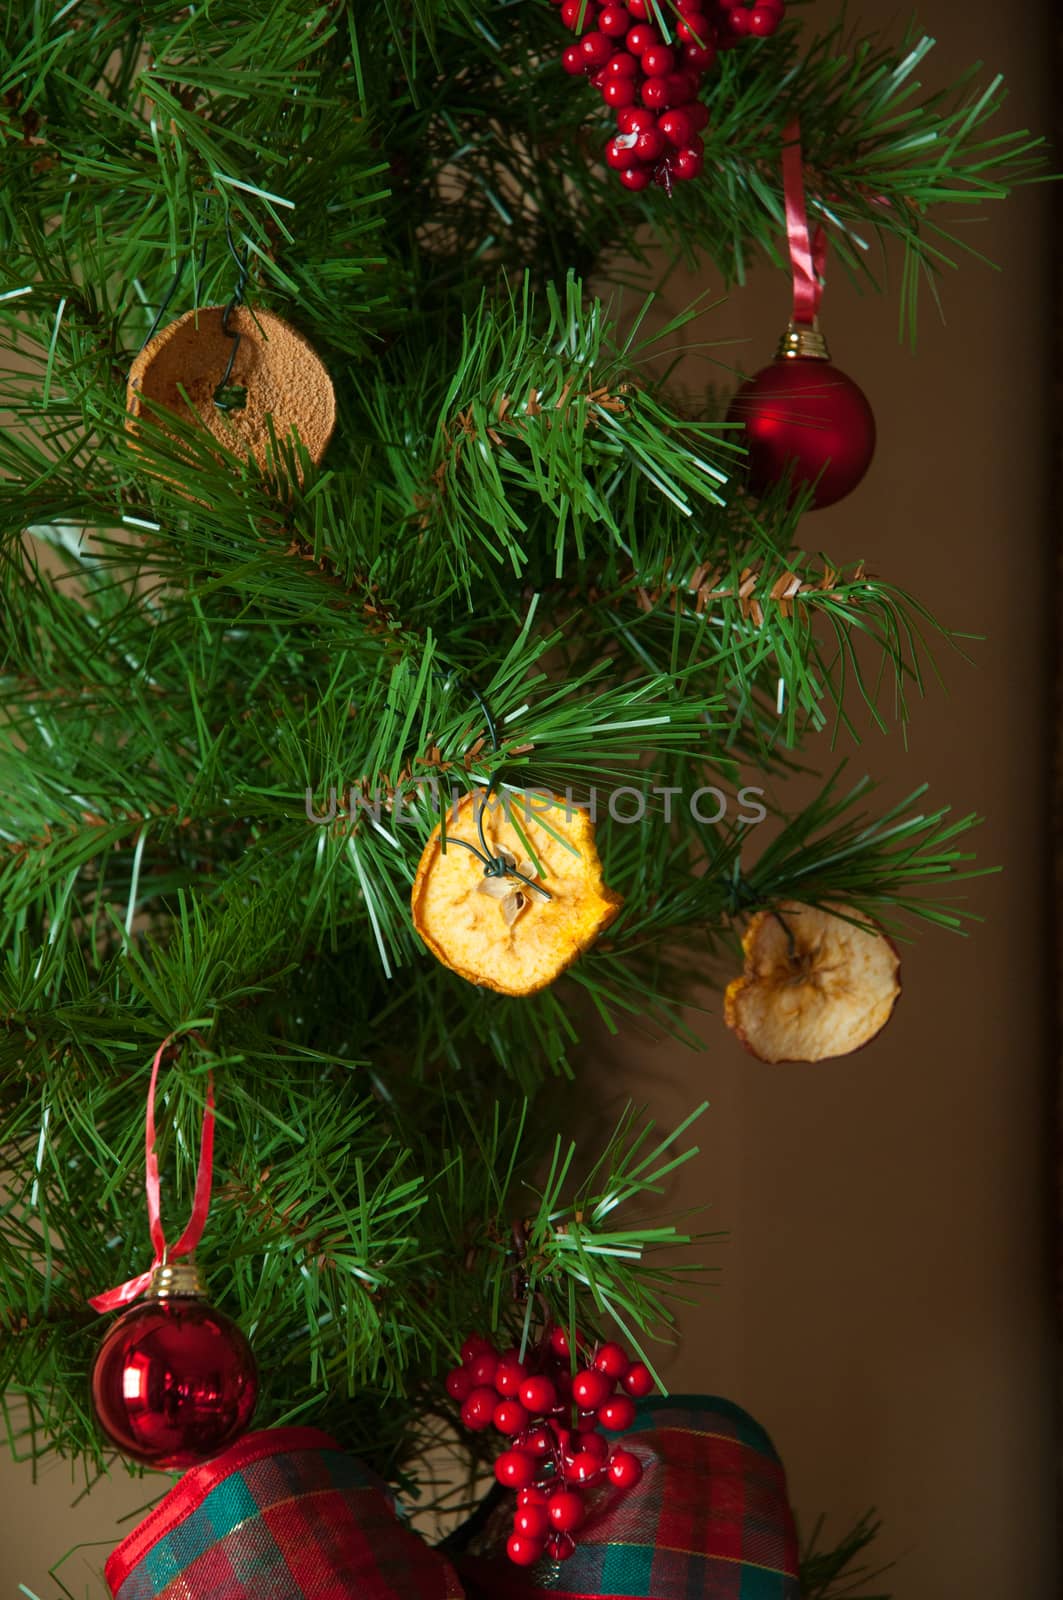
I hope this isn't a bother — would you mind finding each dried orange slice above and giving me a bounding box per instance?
[724,901,901,1063]
[411,791,621,996]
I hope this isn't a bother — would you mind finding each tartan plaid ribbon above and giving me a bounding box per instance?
[457,1396,800,1600]
[104,1427,465,1600]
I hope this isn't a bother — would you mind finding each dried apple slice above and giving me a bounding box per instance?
[411,791,622,997]
[724,901,901,1063]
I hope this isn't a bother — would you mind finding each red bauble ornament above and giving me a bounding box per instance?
[726,324,875,510]
[91,1263,257,1469]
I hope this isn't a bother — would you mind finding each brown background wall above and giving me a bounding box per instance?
[594,1,1057,1596]
[0,0,1055,1594]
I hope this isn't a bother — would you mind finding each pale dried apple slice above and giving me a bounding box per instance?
[724,901,901,1063]
[411,791,622,997]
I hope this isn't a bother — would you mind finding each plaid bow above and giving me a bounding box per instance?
[104,1427,465,1600]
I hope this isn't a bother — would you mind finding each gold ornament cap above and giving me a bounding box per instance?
[147,1259,207,1299]
[776,319,831,361]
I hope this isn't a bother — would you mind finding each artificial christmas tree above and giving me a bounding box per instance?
[0,0,1043,1590]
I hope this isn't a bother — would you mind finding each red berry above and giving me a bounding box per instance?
[658,107,695,146]
[605,49,638,75]
[603,77,636,108]
[520,1376,558,1415]
[494,1398,530,1435]
[507,1533,545,1567]
[460,1334,494,1366]
[608,1447,644,1488]
[468,1351,499,1387]
[640,42,675,75]
[676,11,710,41]
[549,1420,574,1453]
[517,1484,550,1508]
[514,1504,550,1540]
[617,105,657,134]
[496,1449,537,1489]
[749,5,780,33]
[572,1368,612,1410]
[675,0,703,12]
[672,142,704,180]
[640,75,670,109]
[561,43,585,72]
[494,1358,528,1396]
[546,1532,577,1561]
[461,1385,501,1431]
[446,1366,473,1401]
[548,1326,571,1358]
[618,166,651,190]
[726,5,750,33]
[578,1428,609,1459]
[561,0,595,31]
[667,69,699,102]
[625,0,649,14]
[599,1394,637,1431]
[598,2,631,33]
[594,1342,630,1381]
[548,1490,586,1532]
[682,39,716,70]
[524,1424,555,1455]
[566,1450,604,1483]
[624,23,658,54]
[685,100,709,131]
[635,127,667,160]
[581,29,613,66]
[622,1361,654,1397]
[605,133,640,170]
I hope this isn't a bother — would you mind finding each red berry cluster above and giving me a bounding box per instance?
[447,1327,653,1567]
[552,0,786,193]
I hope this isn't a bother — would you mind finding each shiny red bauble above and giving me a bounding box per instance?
[91,1282,257,1469]
[726,352,876,510]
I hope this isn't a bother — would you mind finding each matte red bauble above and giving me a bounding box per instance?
[727,323,875,510]
[91,1262,258,1468]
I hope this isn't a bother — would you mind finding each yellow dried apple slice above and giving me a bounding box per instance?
[724,900,901,1063]
[411,791,622,997]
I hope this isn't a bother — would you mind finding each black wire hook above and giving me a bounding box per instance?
[212,213,251,412]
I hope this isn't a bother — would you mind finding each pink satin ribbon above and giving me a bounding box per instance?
[89,1033,215,1313]
[782,118,827,326]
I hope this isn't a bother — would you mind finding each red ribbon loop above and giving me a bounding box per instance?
[782,118,827,326]
[90,1034,215,1313]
